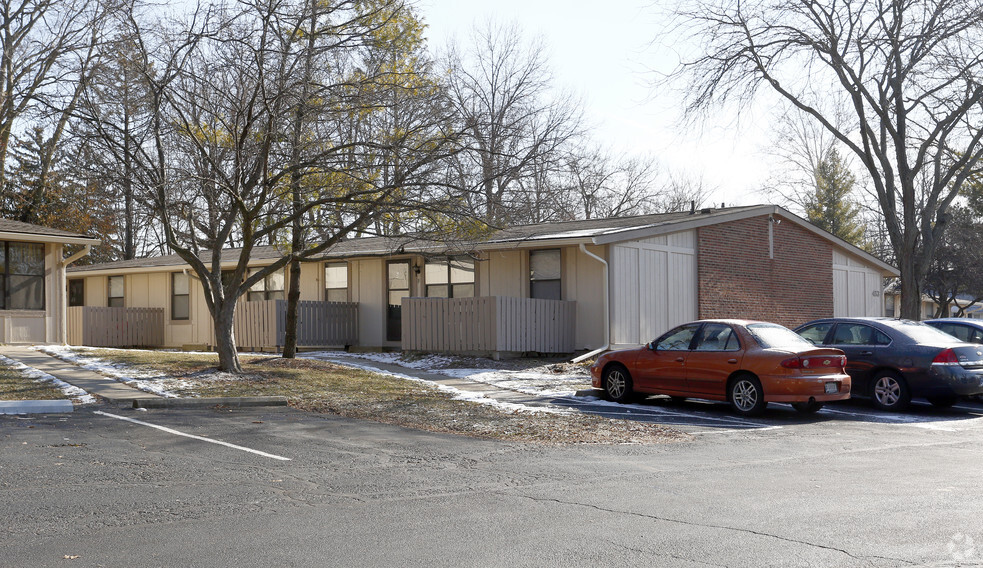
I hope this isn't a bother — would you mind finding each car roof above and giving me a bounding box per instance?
[926,318,983,326]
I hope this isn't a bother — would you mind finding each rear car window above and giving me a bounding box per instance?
[747,323,815,350]
[797,322,832,345]
[892,320,966,344]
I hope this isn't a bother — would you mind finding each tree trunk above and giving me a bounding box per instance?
[898,256,922,320]
[213,300,242,373]
[282,259,301,358]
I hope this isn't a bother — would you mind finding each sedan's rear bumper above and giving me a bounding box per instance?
[917,365,983,397]
[761,374,852,403]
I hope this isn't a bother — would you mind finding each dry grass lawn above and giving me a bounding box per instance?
[32,348,688,444]
[0,363,68,400]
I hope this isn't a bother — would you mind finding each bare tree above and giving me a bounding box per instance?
[443,21,582,226]
[80,0,456,372]
[668,0,983,319]
[0,0,109,221]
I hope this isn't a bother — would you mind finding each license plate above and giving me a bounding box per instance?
[824,382,838,394]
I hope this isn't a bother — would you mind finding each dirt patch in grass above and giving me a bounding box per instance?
[61,348,686,444]
[0,363,67,401]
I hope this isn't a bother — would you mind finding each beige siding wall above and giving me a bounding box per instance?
[483,250,524,297]
[832,249,884,317]
[610,231,698,347]
[476,245,606,350]
[66,248,610,351]
[571,245,606,350]
[70,262,330,348]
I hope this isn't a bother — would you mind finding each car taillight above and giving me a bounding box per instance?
[932,348,960,365]
[781,357,803,368]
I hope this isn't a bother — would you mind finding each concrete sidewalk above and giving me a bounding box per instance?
[0,346,160,414]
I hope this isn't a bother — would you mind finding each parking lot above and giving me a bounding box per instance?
[560,393,983,434]
[5,398,983,567]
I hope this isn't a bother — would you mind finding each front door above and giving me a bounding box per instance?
[387,261,410,342]
[634,323,699,393]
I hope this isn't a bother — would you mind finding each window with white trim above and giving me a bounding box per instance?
[529,249,561,300]
[108,276,124,308]
[172,272,190,320]
[324,263,348,303]
[247,268,285,301]
[425,256,475,298]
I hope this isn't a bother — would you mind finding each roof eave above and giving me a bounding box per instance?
[0,231,101,246]
[590,205,775,245]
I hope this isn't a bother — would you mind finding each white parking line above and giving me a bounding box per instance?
[94,411,291,461]
[555,396,776,428]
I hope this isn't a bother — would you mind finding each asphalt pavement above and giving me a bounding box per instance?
[4,401,983,567]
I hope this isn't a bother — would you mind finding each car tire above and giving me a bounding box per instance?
[603,365,634,404]
[729,374,766,416]
[791,401,824,414]
[927,395,958,408]
[870,371,911,412]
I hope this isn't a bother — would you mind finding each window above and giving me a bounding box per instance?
[108,276,124,308]
[830,323,891,346]
[325,263,348,303]
[247,268,284,301]
[68,279,84,307]
[530,249,561,300]
[425,256,475,298]
[797,322,833,345]
[694,323,740,351]
[0,242,45,310]
[172,272,190,320]
[654,324,700,351]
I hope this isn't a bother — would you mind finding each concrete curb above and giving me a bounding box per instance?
[132,396,288,409]
[0,399,74,414]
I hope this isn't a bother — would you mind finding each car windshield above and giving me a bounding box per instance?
[747,323,815,350]
[891,320,966,344]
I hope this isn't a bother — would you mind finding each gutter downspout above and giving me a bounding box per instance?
[60,245,92,345]
[572,243,609,363]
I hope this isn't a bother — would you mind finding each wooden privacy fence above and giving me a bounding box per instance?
[401,296,576,354]
[67,306,164,347]
[234,299,358,351]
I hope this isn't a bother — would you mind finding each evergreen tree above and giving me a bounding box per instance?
[804,148,865,246]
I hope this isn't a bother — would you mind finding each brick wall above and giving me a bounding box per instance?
[697,214,833,328]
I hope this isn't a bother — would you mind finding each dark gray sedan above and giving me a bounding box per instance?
[795,317,983,411]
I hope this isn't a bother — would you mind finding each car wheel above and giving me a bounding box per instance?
[927,395,958,408]
[791,401,824,414]
[729,374,766,416]
[603,365,634,404]
[870,371,911,412]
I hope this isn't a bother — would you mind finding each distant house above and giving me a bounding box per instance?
[0,219,100,344]
[65,204,897,355]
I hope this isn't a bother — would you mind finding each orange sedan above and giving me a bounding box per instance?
[590,320,851,416]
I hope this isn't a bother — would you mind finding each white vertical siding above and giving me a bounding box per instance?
[611,230,697,345]
[832,250,884,317]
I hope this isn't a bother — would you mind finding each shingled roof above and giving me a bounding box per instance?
[67,204,897,276]
[0,218,98,243]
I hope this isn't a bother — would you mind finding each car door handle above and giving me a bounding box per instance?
[675,357,684,362]
[859,351,873,356]
[727,359,738,364]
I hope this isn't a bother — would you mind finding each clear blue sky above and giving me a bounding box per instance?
[417,0,774,207]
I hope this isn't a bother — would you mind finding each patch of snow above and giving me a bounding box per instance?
[0,354,96,405]
[302,354,568,414]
